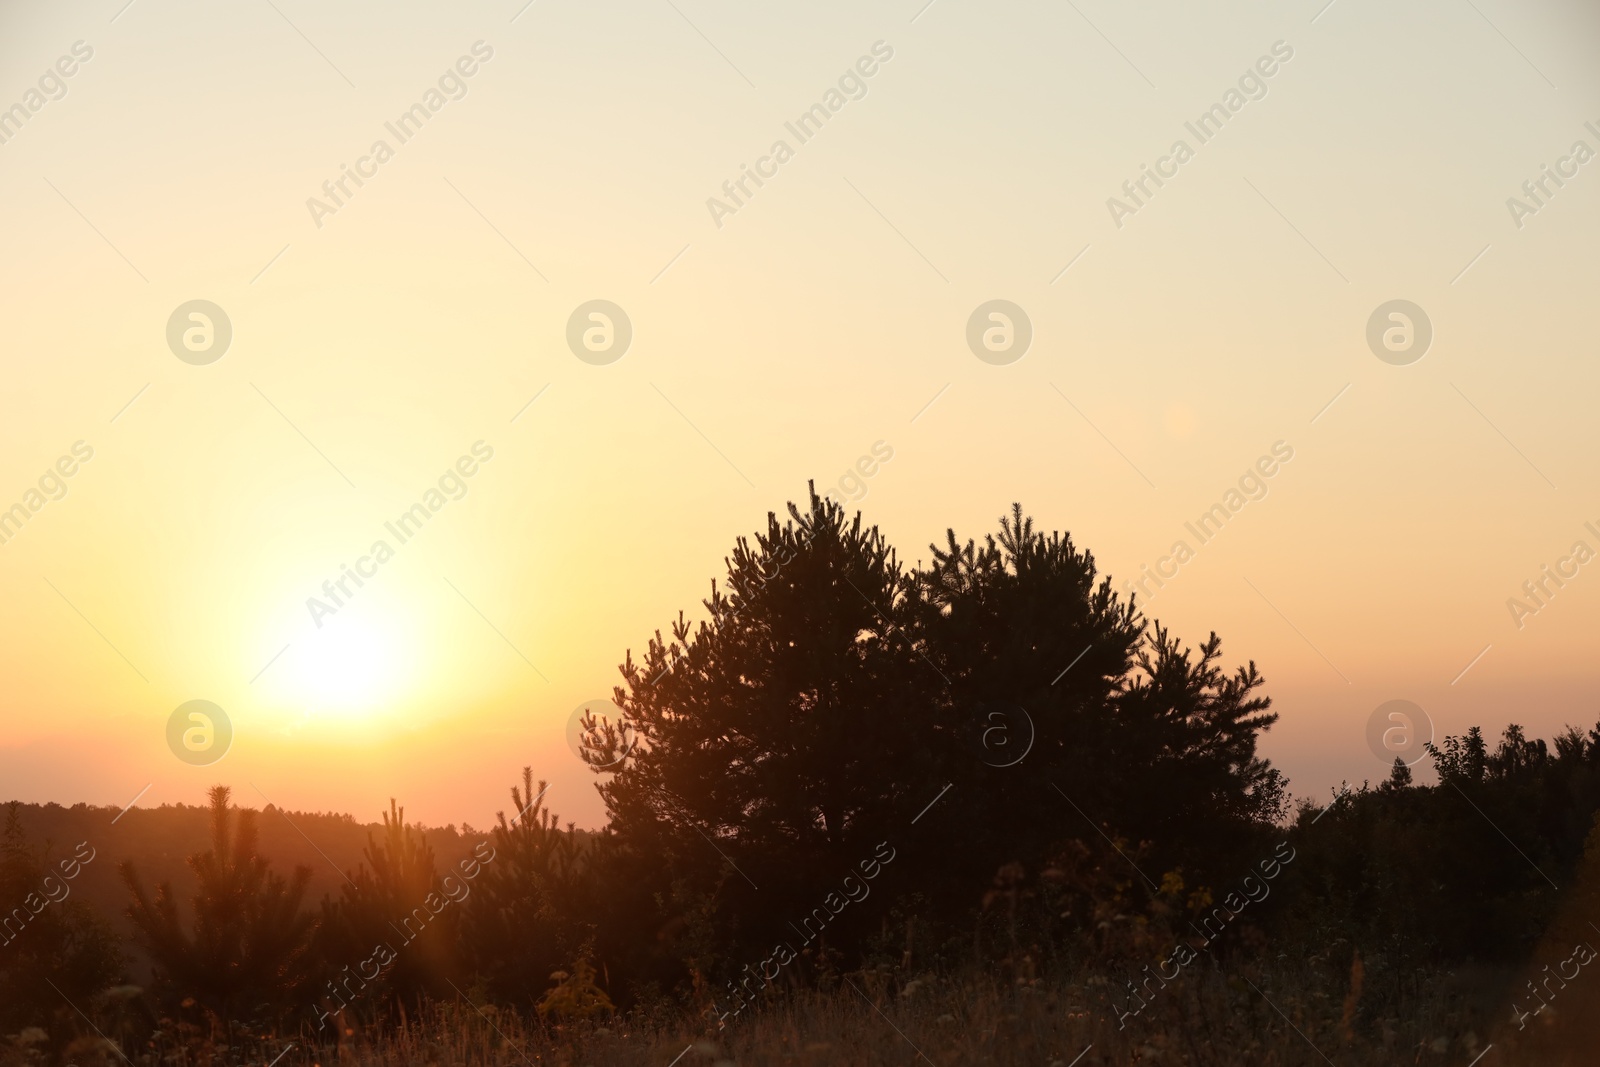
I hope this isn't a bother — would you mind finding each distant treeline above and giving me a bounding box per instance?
[0,798,495,952]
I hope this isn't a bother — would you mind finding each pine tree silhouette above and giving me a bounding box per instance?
[121,786,314,1031]
[315,798,459,1013]
[599,485,931,969]
[462,769,584,1004]
[917,503,1284,904]
[595,493,1290,970]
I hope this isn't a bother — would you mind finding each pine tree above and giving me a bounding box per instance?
[918,504,1283,897]
[1384,757,1413,790]
[315,799,458,1017]
[594,495,1289,969]
[598,486,936,966]
[461,769,583,1005]
[121,786,315,1030]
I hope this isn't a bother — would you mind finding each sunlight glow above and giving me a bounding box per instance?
[271,610,418,727]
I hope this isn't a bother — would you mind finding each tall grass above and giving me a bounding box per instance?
[17,954,1542,1067]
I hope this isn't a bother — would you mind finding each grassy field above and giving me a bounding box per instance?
[26,957,1576,1067]
[318,966,1587,1067]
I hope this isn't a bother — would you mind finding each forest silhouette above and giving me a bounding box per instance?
[5,489,1600,1064]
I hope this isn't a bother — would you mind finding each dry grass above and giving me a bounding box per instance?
[17,951,1600,1067]
[100,962,1521,1067]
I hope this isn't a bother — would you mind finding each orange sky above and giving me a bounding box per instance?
[2,0,1598,830]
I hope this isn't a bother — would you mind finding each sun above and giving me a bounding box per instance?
[271,610,417,726]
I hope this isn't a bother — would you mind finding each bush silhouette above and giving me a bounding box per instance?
[0,803,123,1045]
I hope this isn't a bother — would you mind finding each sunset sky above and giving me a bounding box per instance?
[2,0,1598,830]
